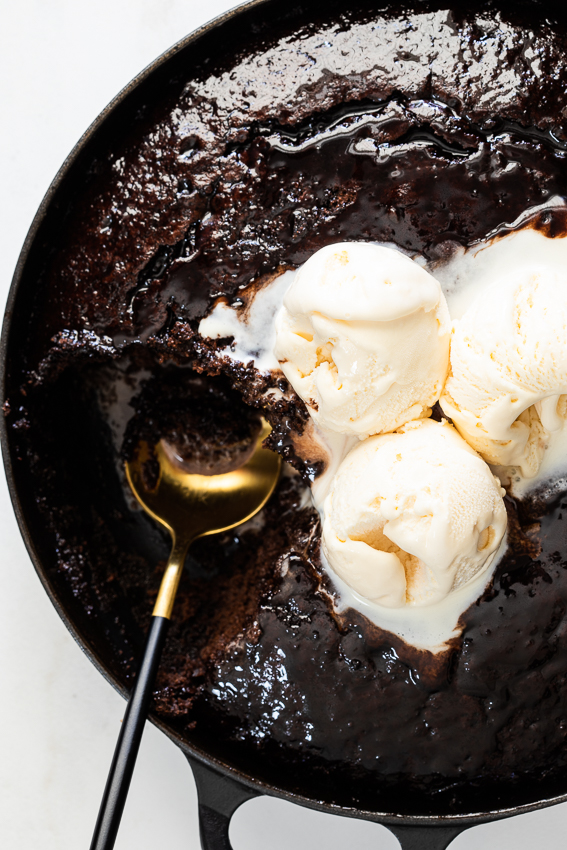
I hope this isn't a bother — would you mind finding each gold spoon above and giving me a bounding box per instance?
[90,418,281,850]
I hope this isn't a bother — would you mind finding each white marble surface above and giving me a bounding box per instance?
[2,1,567,847]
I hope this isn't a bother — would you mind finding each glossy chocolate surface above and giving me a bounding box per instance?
[7,0,567,816]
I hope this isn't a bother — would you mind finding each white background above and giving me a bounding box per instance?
[2,1,567,847]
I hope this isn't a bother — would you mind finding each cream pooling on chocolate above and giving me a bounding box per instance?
[196,217,567,647]
[322,419,507,609]
[274,242,450,437]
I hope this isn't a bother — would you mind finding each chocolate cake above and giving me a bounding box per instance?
[8,0,567,816]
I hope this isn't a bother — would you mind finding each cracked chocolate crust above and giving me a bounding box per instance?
[8,0,567,815]
[24,1,567,370]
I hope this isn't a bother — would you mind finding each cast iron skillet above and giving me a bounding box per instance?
[3,1,567,847]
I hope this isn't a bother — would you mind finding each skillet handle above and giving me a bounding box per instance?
[387,824,467,849]
[185,757,468,850]
[186,757,260,850]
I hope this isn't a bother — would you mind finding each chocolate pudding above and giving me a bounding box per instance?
[7,0,567,816]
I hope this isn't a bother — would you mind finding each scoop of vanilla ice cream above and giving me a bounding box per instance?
[321,419,507,608]
[274,243,451,437]
[440,267,567,477]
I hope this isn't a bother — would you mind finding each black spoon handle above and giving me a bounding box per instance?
[89,615,170,850]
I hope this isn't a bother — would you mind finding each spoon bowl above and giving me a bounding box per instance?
[126,417,280,543]
[125,417,281,617]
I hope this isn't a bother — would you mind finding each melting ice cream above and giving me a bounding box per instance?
[440,267,567,478]
[198,212,567,649]
[273,242,450,437]
[322,419,507,609]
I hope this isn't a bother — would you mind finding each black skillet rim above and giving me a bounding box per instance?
[1,0,566,830]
